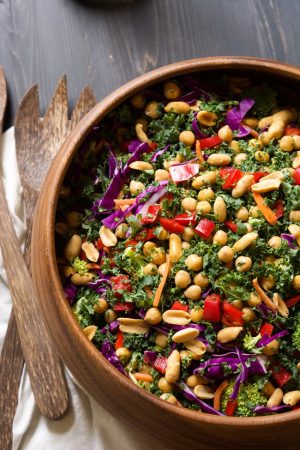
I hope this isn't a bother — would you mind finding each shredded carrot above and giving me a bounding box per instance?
[195,140,204,164]
[214,380,229,411]
[253,278,277,312]
[132,372,153,383]
[252,192,278,225]
[114,198,136,206]
[153,254,172,307]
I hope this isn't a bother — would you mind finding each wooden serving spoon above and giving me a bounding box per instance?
[0,72,96,449]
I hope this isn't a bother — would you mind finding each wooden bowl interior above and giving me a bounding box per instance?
[31,57,300,450]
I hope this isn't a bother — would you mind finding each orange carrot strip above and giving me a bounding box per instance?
[133,372,153,383]
[114,198,136,205]
[252,192,278,225]
[213,380,229,411]
[253,278,277,312]
[195,140,204,164]
[153,254,171,308]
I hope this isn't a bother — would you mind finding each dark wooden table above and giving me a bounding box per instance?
[0,0,300,128]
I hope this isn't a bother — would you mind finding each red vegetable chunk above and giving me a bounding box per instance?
[169,163,200,183]
[203,294,221,323]
[195,218,215,239]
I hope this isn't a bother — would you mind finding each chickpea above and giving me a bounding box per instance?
[268,236,281,249]
[218,246,234,263]
[235,256,252,272]
[293,275,300,291]
[151,247,166,265]
[143,241,157,256]
[93,298,108,314]
[145,101,161,119]
[236,207,249,222]
[164,81,181,99]
[213,230,228,246]
[190,308,203,322]
[247,292,262,307]
[115,223,129,239]
[144,307,162,325]
[232,300,243,310]
[185,254,203,271]
[143,263,158,275]
[197,110,218,127]
[158,377,173,393]
[155,332,168,348]
[193,273,209,288]
[258,132,270,146]
[175,270,191,289]
[66,211,81,229]
[130,93,146,109]
[218,125,233,142]
[248,138,262,149]
[115,347,132,364]
[263,340,279,356]
[242,307,256,323]
[157,228,169,241]
[196,200,212,215]
[234,153,247,165]
[279,135,294,152]
[179,130,195,146]
[182,242,191,250]
[158,262,167,276]
[155,169,170,181]
[181,197,197,212]
[255,150,270,163]
[197,187,215,202]
[130,180,145,196]
[249,206,261,219]
[184,285,202,301]
[104,309,117,324]
[182,227,195,242]
[229,140,240,154]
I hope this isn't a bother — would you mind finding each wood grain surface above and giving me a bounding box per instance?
[0,0,299,127]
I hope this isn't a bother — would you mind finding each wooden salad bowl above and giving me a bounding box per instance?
[32,57,300,450]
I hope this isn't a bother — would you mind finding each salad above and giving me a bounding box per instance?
[56,73,300,417]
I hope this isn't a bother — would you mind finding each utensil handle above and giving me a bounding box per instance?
[0,178,68,419]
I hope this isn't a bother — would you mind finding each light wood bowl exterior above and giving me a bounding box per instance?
[32,57,300,450]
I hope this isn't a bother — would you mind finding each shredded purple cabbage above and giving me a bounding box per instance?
[192,113,206,138]
[281,233,297,248]
[257,329,289,348]
[225,98,255,138]
[150,144,171,162]
[254,405,291,415]
[101,340,127,376]
[108,320,120,334]
[143,350,157,365]
[178,382,224,415]
[63,283,77,304]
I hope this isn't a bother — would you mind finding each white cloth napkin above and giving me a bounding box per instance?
[0,127,167,450]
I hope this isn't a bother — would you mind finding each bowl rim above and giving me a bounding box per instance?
[35,56,300,428]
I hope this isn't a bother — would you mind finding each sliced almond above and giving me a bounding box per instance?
[99,225,117,247]
[273,293,289,318]
[82,325,97,341]
[129,161,153,171]
[162,309,191,325]
[82,242,99,262]
[118,318,149,334]
[172,328,200,344]
[184,339,206,356]
[251,178,281,193]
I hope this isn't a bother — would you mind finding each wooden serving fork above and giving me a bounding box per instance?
[0,73,96,450]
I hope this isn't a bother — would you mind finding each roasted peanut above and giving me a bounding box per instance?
[118,318,149,334]
[129,160,153,171]
[197,187,215,201]
[172,328,200,343]
[164,81,181,99]
[194,385,215,400]
[184,339,206,356]
[155,169,171,181]
[217,327,243,343]
[165,350,181,383]
[273,293,289,318]
[169,233,183,263]
[267,388,283,408]
[279,135,295,152]
[232,174,254,198]
[290,211,300,222]
[135,123,150,143]
[83,325,97,341]
[207,154,231,166]
[268,236,282,248]
[251,178,281,193]
[192,171,217,189]
[129,180,145,195]
[213,196,227,222]
[242,307,256,323]
[232,232,258,253]
[63,234,82,259]
[99,226,117,247]
[197,110,218,127]
[158,377,173,393]
[82,242,99,262]
[186,374,207,387]
[165,101,190,114]
[145,101,161,119]
[283,390,300,407]
[243,117,259,128]
[218,125,233,142]
[236,207,249,222]
[155,332,168,348]
[71,272,94,286]
[196,200,212,215]
[162,309,191,325]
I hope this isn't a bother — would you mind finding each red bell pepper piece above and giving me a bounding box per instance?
[283,126,300,136]
[285,294,300,308]
[273,199,284,218]
[293,167,300,184]
[113,301,134,312]
[96,238,104,250]
[169,163,200,183]
[153,356,168,374]
[203,294,221,323]
[125,228,156,246]
[195,218,215,239]
[224,220,238,233]
[253,172,269,183]
[272,363,292,388]
[110,275,133,299]
[174,212,196,226]
[115,330,124,349]
[199,136,222,149]
[147,141,158,152]
[171,301,189,312]
[141,205,161,224]
[159,217,185,234]
[222,301,244,326]
[260,322,274,337]
[225,398,238,416]
[219,167,243,189]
